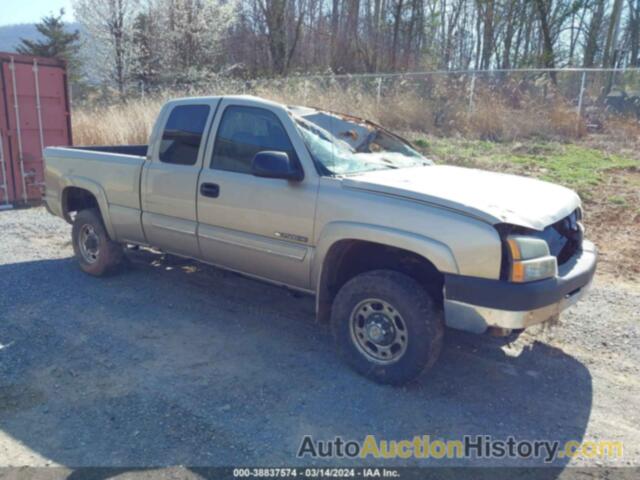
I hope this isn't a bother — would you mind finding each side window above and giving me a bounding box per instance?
[159,104,210,165]
[211,106,297,174]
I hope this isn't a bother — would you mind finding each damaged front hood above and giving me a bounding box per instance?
[343,165,580,230]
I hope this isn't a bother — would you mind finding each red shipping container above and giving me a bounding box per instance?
[0,52,72,208]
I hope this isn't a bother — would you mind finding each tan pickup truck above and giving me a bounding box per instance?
[44,95,597,384]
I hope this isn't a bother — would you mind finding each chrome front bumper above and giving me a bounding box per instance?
[443,241,597,334]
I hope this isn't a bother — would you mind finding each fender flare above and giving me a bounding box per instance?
[312,221,459,320]
[59,176,116,239]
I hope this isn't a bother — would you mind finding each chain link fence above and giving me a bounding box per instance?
[251,69,639,139]
[75,68,640,143]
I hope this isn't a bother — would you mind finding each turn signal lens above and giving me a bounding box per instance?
[510,256,558,282]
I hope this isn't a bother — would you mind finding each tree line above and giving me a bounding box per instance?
[16,0,640,96]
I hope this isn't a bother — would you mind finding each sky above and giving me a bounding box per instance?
[1,0,74,26]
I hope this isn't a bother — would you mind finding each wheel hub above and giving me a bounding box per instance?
[85,236,98,251]
[365,314,395,345]
[79,224,100,264]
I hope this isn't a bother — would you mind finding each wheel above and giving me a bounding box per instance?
[330,270,444,385]
[72,208,123,276]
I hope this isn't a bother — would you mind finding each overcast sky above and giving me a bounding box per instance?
[1,1,74,26]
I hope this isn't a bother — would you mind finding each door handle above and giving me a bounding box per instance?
[200,182,220,198]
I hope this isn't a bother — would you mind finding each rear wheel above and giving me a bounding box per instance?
[72,208,123,276]
[331,270,444,385]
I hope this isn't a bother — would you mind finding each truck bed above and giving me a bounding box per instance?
[43,145,148,244]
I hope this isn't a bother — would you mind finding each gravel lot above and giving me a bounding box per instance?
[0,207,639,471]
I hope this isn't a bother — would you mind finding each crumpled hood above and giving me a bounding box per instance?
[342,165,580,231]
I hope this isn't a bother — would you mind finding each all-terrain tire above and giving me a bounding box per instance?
[72,208,123,276]
[330,270,444,385]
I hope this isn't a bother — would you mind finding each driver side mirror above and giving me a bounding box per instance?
[252,151,303,181]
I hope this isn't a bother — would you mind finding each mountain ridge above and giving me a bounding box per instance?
[0,22,81,54]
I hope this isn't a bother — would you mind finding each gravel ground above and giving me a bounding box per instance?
[0,207,639,471]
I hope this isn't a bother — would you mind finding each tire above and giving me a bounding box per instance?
[330,270,444,385]
[72,208,123,276]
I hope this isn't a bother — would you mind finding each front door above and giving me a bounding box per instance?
[197,99,318,289]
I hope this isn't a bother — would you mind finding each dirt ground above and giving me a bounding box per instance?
[0,207,639,472]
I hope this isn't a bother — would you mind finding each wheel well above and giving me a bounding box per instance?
[317,240,444,323]
[62,187,99,222]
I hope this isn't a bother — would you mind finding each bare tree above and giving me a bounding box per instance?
[629,0,640,66]
[583,0,605,67]
[74,0,640,86]
[259,0,306,74]
[603,0,624,68]
[74,0,137,96]
[535,0,557,83]
[477,0,496,69]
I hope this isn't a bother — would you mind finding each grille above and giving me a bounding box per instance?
[534,209,583,265]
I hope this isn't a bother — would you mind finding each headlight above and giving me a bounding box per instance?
[506,235,557,282]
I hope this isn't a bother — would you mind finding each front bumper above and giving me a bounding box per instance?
[443,240,597,334]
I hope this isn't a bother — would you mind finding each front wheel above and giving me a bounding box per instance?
[72,208,123,276]
[331,270,444,385]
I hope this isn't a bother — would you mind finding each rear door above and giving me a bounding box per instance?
[141,99,218,257]
[196,98,319,289]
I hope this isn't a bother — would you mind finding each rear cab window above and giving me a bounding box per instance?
[159,104,210,165]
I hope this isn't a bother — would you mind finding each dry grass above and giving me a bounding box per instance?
[73,98,165,145]
[462,98,586,141]
[72,85,592,145]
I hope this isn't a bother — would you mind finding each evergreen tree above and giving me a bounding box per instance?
[16,9,81,81]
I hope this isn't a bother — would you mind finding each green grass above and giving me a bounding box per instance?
[608,195,628,206]
[413,138,429,149]
[413,137,639,199]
